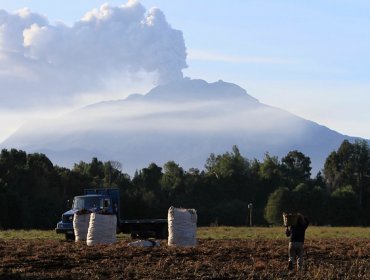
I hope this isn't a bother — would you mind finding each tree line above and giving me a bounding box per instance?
[0,139,369,229]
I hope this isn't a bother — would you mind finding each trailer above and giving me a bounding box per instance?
[55,188,168,240]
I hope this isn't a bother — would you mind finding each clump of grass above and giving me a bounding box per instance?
[306,226,370,239]
[0,230,132,240]
[197,226,370,240]
[0,230,64,240]
[197,226,286,239]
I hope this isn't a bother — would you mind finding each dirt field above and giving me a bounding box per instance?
[0,238,370,279]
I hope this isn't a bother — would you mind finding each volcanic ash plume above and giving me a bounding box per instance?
[0,0,187,107]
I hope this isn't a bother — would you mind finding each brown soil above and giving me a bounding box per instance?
[0,238,369,279]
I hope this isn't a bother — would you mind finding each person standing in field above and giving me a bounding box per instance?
[285,214,309,271]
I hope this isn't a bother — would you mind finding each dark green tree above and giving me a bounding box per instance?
[258,153,281,183]
[324,140,355,192]
[290,183,328,225]
[161,161,184,193]
[264,187,292,225]
[205,145,249,179]
[130,163,164,218]
[73,157,105,187]
[328,185,358,226]
[281,150,312,188]
[324,139,370,223]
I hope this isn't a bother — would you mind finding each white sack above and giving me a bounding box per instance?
[86,213,117,246]
[128,239,160,247]
[73,213,91,242]
[168,206,197,247]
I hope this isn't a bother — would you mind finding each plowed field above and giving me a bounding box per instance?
[1,238,370,279]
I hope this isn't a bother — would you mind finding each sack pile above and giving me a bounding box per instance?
[86,213,117,246]
[168,206,197,247]
[73,212,91,242]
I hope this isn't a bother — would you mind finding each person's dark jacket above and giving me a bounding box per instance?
[286,216,309,243]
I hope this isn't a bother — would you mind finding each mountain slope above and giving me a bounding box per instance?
[1,78,361,175]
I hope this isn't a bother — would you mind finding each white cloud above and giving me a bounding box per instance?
[0,1,187,109]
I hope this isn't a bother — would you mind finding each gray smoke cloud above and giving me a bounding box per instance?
[0,0,187,108]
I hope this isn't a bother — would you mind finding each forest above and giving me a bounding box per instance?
[0,139,369,229]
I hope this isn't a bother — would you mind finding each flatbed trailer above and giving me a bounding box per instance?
[55,188,168,240]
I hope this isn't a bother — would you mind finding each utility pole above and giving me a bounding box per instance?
[248,203,253,227]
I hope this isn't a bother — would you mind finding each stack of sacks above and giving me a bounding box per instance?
[168,206,197,247]
[73,209,91,242]
[86,213,117,246]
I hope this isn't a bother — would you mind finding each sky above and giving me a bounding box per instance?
[0,0,369,143]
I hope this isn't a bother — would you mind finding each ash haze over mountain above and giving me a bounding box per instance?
[2,78,360,176]
[0,1,369,175]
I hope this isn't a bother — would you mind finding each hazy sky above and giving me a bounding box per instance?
[0,0,369,142]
